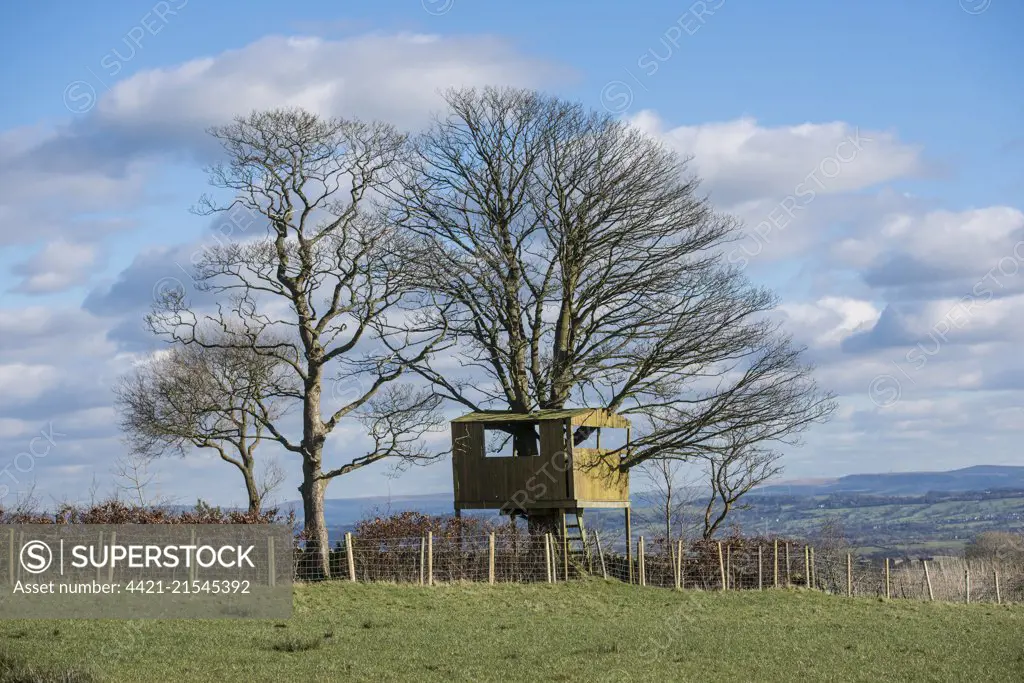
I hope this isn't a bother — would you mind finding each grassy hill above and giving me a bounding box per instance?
[1,582,1021,682]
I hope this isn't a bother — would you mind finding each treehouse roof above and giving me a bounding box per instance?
[451,408,630,428]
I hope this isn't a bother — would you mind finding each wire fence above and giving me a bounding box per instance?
[293,532,1024,605]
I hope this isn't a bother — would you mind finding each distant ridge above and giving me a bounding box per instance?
[755,465,1024,497]
[281,465,1024,529]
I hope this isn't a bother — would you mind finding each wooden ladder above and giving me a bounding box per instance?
[563,509,593,576]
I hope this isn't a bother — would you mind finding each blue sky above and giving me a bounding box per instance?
[0,0,1022,509]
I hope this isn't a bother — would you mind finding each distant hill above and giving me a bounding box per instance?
[755,465,1024,497]
[284,465,1024,536]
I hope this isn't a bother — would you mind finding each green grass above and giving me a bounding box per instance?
[1,581,1022,682]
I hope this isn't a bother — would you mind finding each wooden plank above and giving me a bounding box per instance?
[595,532,608,580]
[804,546,811,589]
[846,553,852,597]
[885,558,891,599]
[571,448,629,503]
[995,569,1001,604]
[758,546,763,591]
[923,560,933,601]
[965,567,970,604]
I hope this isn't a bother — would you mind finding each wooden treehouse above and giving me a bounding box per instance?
[450,408,634,576]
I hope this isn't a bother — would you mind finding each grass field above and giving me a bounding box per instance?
[1,581,1022,682]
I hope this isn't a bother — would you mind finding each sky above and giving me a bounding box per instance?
[0,0,1022,510]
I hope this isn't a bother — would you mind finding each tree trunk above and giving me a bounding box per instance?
[299,455,330,579]
[242,468,261,516]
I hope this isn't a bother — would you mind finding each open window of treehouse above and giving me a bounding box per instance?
[484,426,519,457]
[575,425,628,453]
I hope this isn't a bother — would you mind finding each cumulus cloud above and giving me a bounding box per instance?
[631,112,926,206]
[11,240,102,294]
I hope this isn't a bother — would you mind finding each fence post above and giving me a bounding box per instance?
[676,540,684,590]
[804,546,811,589]
[488,532,495,585]
[726,544,732,590]
[267,536,276,588]
[638,536,646,587]
[717,542,726,591]
[625,507,633,585]
[809,546,815,589]
[561,512,570,581]
[785,542,791,586]
[545,533,552,583]
[923,560,934,601]
[964,567,970,604]
[108,531,117,583]
[427,532,434,587]
[419,536,425,586]
[884,558,891,599]
[773,539,779,588]
[994,569,1001,605]
[595,532,607,580]
[758,546,763,591]
[8,529,14,586]
[345,532,356,582]
[846,553,852,597]
[16,531,24,583]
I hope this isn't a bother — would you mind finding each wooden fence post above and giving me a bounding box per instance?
[725,544,732,590]
[108,531,117,583]
[758,546,763,591]
[345,532,356,583]
[773,539,779,588]
[717,542,726,591]
[561,511,570,581]
[488,532,495,585]
[804,546,811,589]
[638,536,646,587]
[884,558,891,599]
[625,507,633,585]
[16,531,24,583]
[676,540,684,590]
[8,528,14,586]
[419,536,425,586]
[785,542,791,586]
[846,552,852,597]
[427,532,433,587]
[923,561,934,601]
[964,567,970,604]
[595,532,607,580]
[809,546,815,589]
[267,536,276,588]
[994,569,1001,605]
[545,533,552,583]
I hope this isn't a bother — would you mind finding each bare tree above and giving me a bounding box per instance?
[146,109,446,577]
[393,86,834,477]
[112,450,162,508]
[114,341,289,514]
[639,457,698,575]
[699,439,782,540]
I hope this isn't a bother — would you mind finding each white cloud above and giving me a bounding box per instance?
[11,240,101,293]
[630,112,925,206]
